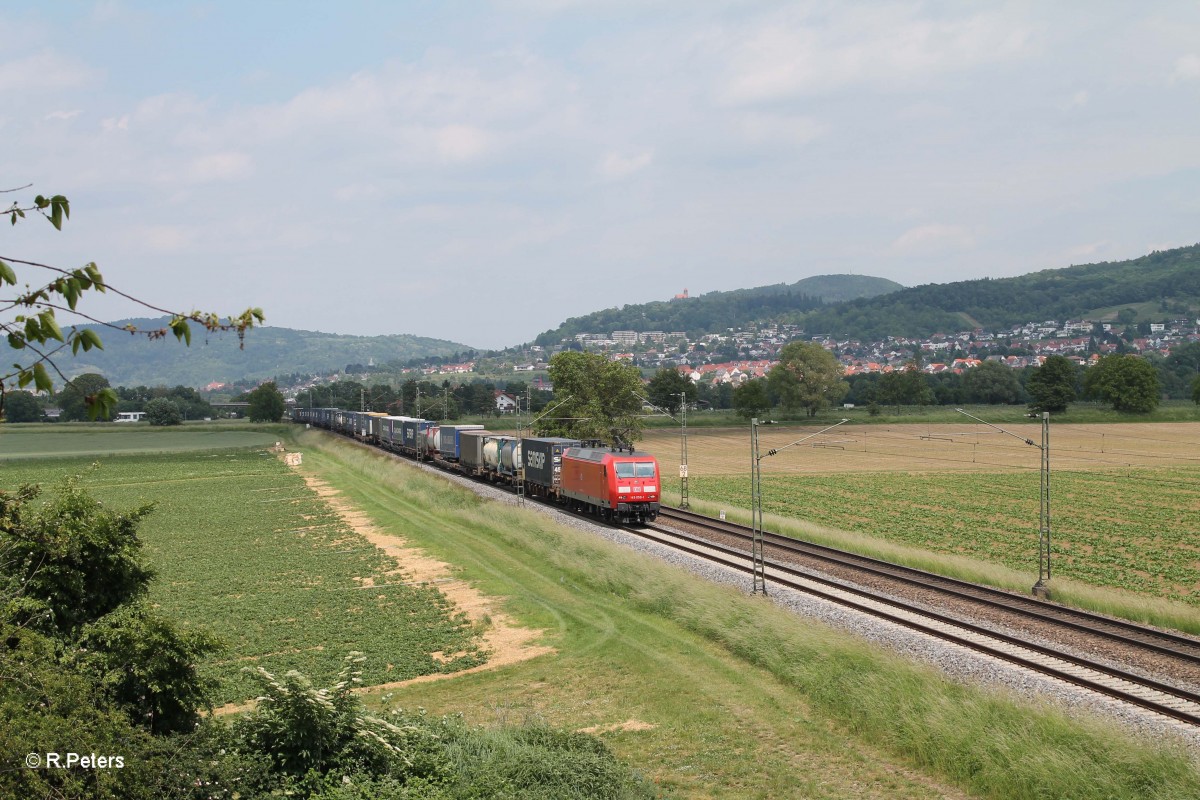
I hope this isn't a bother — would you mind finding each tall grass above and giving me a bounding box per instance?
[302,430,1200,799]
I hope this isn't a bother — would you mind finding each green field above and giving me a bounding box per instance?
[0,425,285,459]
[4,445,485,704]
[687,468,1200,607]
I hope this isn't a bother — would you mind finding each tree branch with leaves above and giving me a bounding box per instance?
[1,187,264,420]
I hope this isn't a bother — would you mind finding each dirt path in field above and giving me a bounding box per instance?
[211,462,554,716]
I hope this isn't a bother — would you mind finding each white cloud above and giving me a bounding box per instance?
[891,224,975,254]
[714,5,1033,104]
[1173,54,1200,81]
[184,152,252,183]
[101,115,129,131]
[0,51,93,92]
[736,112,824,146]
[129,224,195,253]
[44,109,82,121]
[1064,89,1089,109]
[596,150,653,180]
[434,124,492,162]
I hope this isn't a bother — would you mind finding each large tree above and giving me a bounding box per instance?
[144,397,183,426]
[733,378,771,419]
[247,381,286,422]
[56,372,113,422]
[1,389,41,422]
[1082,354,1162,413]
[1026,355,1078,413]
[538,351,644,445]
[961,361,1023,405]
[646,367,696,414]
[876,361,934,410]
[767,341,848,418]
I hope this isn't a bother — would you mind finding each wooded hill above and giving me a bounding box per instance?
[800,244,1200,341]
[65,318,468,388]
[532,274,904,346]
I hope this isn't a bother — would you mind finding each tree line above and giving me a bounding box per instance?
[713,347,1199,420]
[4,374,287,425]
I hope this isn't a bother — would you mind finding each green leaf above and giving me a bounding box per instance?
[87,387,118,421]
[82,329,104,351]
[170,318,192,346]
[32,362,52,393]
[39,311,64,342]
[17,368,32,389]
[0,259,15,285]
[7,332,24,350]
[51,203,63,230]
[62,278,81,310]
[84,262,105,290]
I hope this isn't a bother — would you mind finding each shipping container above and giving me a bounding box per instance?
[438,424,485,461]
[401,419,430,453]
[458,430,495,472]
[499,437,522,476]
[483,435,509,472]
[522,437,580,492]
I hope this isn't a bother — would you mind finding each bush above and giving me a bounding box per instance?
[144,397,182,426]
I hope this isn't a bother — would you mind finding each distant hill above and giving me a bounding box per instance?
[533,274,903,346]
[798,244,1200,341]
[63,318,470,388]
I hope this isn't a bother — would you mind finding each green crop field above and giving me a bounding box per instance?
[0,425,284,459]
[686,468,1200,607]
[5,446,486,704]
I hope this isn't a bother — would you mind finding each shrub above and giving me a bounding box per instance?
[144,397,182,426]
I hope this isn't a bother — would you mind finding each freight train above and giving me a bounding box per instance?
[291,407,661,524]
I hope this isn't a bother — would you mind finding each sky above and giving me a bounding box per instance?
[3,1,1199,350]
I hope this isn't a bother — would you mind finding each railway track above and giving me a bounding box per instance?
[640,507,1200,728]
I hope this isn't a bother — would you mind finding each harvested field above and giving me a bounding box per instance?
[640,422,1200,476]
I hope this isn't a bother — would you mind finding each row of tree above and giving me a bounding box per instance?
[294,344,1200,451]
[294,378,554,420]
[717,348,1197,420]
[3,375,286,424]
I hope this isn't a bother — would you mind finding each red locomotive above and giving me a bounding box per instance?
[560,446,660,524]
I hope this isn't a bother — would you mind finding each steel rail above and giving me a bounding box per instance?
[659,506,1200,664]
[637,522,1200,727]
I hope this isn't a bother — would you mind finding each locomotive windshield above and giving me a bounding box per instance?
[614,461,657,478]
